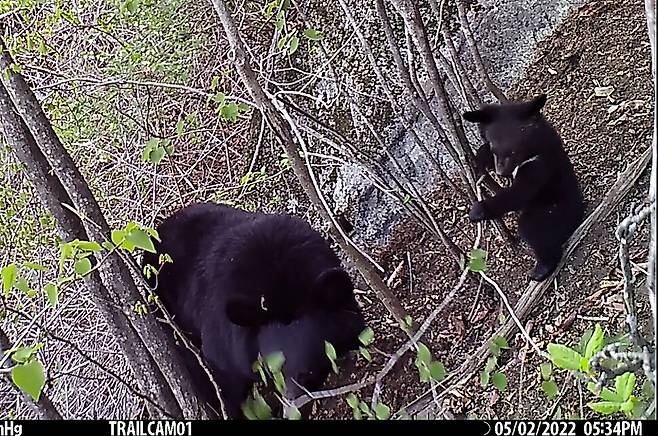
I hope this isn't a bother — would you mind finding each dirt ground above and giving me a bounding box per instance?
[307,0,654,419]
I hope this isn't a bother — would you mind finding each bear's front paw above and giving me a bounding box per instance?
[469,201,490,222]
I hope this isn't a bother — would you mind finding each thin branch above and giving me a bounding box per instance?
[454,0,507,102]
[26,65,254,106]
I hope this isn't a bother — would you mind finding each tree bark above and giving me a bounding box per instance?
[0,39,212,419]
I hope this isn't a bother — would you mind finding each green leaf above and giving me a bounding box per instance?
[236,102,251,112]
[358,327,374,346]
[588,401,623,415]
[578,328,594,355]
[325,341,338,373]
[286,405,301,420]
[325,341,337,360]
[584,323,604,359]
[374,403,391,420]
[345,393,359,409]
[288,35,299,54]
[162,139,174,156]
[418,365,430,383]
[77,241,102,252]
[11,347,34,363]
[402,315,413,330]
[359,347,372,362]
[615,373,636,401]
[22,262,48,271]
[142,138,159,161]
[620,397,637,414]
[491,372,507,392]
[264,351,285,374]
[220,102,239,122]
[540,363,553,380]
[579,356,591,373]
[15,276,29,294]
[125,228,156,253]
[275,11,285,32]
[429,361,446,381]
[2,264,17,297]
[541,380,559,399]
[111,229,125,246]
[148,146,165,165]
[303,28,323,40]
[211,91,226,106]
[480,370,490,387]
[253,395,272,420]
[210,76,220,91]
[176,119,185,137]
[467,248,487,272]
[44,283,58,307]
[547,344,583,371]
[241,401,257,420]
[273,371,285,394]
[123,0,141,14]
[587,382,620,402]
[11,359,45,401]
[74,258,92,276]
[484,355,497,373]
[493,336,509,350]
[145,227,160,242]
[415,342,431,365]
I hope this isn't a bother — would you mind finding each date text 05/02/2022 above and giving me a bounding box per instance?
[492,421,643,436]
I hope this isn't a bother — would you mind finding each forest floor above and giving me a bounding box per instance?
[309,0,654,419]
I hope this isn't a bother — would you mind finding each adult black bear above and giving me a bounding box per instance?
[463,94,585,281]
[141,202,365,418]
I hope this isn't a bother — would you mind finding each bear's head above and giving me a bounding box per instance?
[255,306,366,417]
[463,94,548,177]
[225,266,355,327]
[222,214,357,328]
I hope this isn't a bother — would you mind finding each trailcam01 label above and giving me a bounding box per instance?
[109,421,192,436]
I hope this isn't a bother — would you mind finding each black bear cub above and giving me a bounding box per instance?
[142,202,365,418]
[463,94,584,281]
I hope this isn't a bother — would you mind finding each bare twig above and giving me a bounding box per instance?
[454,0,507,102]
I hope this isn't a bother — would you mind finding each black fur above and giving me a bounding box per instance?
[463,95,585,281]
[142,202,365,418]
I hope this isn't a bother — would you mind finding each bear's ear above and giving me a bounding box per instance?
[226,295,269,327]
[463,109,492,124]
[522,94,547,117]
[313,268,354,309]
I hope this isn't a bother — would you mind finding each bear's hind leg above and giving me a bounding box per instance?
[519,209,564,282]
[529,243,562,282]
